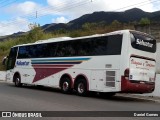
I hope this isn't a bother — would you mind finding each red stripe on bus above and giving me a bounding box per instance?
[32,65,74,83]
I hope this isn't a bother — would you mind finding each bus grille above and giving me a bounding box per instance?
[106,71,115,87]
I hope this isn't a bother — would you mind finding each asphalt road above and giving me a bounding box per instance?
[0,81,160,120]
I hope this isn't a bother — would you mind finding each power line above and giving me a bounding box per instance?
[0,0,20,8]
[1,0,85,23]
[35,1,91,18]
[0,0,160,29]
[26,0,160,17]
[0,0,8,4]
[0,0,92,27]
[0,0,12,5]
[11,0,89,21]
[112,0,159,11]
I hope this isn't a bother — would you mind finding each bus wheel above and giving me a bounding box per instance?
[60,77,72,94]
[75,79,87,96]
[14,75,22,87]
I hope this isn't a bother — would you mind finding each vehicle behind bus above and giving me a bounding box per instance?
[6,30,156,96]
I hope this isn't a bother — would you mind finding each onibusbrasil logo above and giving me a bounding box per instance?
[1,112,42,118]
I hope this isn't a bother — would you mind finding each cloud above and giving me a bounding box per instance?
[5,1,41,16]
[47,0,155,19]
[0,17,29,36]
[47,0,66,8]
[17,1,37,14]
[52,16,69,23]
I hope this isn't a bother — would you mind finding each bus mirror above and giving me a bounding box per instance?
[2,56,8,66]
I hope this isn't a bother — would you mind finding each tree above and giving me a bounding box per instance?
[82,23,97,31]
[111,20,121,27]
[27,23,45,42]
[139,18,150,25]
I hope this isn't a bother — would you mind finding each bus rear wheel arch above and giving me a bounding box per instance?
[60,75,72,94]
[74,76,88,96]
[13,73,22,87]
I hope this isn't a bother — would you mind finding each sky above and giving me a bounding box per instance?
[0,0,160,36]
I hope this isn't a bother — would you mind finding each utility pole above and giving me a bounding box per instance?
[36,11,38,18]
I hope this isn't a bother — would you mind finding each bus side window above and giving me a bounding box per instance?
[18,46,29,58]
[47,43,57,57]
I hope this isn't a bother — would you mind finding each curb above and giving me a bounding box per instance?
[0,80,6,82]
[117,93,160,103]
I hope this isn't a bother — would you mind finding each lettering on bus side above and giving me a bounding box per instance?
[16,61,29,66]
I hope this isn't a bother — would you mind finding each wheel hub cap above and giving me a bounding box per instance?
[63,82,69,91]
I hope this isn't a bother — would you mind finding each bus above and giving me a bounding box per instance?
[6,30,156,96]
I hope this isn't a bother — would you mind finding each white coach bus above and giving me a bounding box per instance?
[6,30,156,96]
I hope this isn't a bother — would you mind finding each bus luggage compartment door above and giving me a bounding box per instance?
[91,70,120,91]
[91,70,105,91]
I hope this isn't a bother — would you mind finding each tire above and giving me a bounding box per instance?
[75,79,87,96]
[14,75,22,87]
[60,77,72,94]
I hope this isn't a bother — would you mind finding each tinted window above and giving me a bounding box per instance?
[18,43,58,58]
[55,42,76,57]
[130,31,156,53]
[56,35,122,57]
[17,35,122,58]
[18,46,30,58]
[29,44,49,58]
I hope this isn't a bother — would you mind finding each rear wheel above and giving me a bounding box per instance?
[60,77,72,94]
[75,79,87,96]
[14,75,22,87]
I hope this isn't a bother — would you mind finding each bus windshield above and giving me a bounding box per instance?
[130,31,156,53]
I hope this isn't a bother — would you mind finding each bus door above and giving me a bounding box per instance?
[6,47,18,81]
[7,47,18,70]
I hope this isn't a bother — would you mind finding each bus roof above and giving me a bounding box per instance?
[12,29,150,48]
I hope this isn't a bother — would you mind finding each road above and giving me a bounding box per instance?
[0,81,160,120]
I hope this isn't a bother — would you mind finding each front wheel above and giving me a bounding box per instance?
[75,79,87,96]
[14,75,22,87]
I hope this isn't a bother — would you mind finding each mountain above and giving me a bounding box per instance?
[42,23,68,32]
[67,8,149,29]
[1,8,160,40]
[43,8,160,32]
[0,32,26,41]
